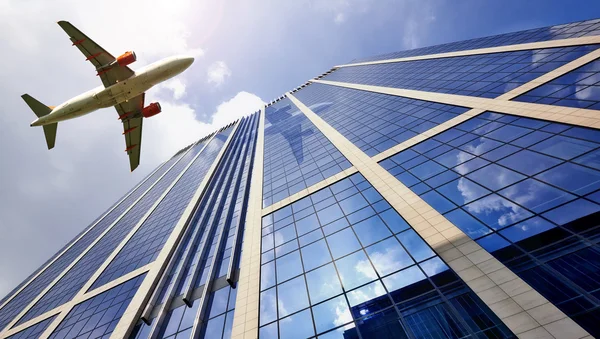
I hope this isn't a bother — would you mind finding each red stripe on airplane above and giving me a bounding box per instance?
[125,144,138,152]
[85,52,102,61]
[122,127,137,135]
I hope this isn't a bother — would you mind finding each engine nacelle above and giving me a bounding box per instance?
[142,102,162,118]
[117,51,136,66]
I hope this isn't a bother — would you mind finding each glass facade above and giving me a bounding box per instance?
[0,153,181,331]
[90,128,233,290]
[324,45,600,98]
[259,173,513,338]
[3,17,600,339]
[6,316,56,339]
[381,111,600,336]
[49,274,146,339]
[293,83,469,156]
[514,56,600,108]
[262,98,351,207]
[16,137,213,326]
[129,114,258,339]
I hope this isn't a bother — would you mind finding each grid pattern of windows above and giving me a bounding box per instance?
[0,153,182,332]
[514,57,600,109]
[48,274,146,339]
[380,111,600,336]
[263,98,351,207]
[6,316,56,339]
[154,114,257,311]
[16,140,209,326]
[350,18,600,64]
[293,83,469,156]
[324,45,599,98]
[90,128,234,290]
[131,287,236,339]
[258,173,512,338]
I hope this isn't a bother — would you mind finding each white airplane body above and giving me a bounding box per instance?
[23,21,194,171]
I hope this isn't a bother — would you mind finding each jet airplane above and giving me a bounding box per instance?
[22,21,195,171]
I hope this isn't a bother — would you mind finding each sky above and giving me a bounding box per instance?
[1,0,599,300]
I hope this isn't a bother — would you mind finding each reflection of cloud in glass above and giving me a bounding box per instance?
[420,257,448,277]
[365,238,414,276]
[346,281,387,307]
[259,289,277,326]
[453,151,477,174]
[456,177,484,202]
[464,195,530,228]
[332,298,353,329]
[354,258,378,280]
[575,73,600,100]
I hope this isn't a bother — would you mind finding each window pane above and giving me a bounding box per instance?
[498,150,562,176]
[352,216,393,247]
[312,295,352,334]
[365,237,414,276]
[301,239,332,271]
[536,163,600,195]
[396,230,435,262]
[335,251,377,290]
[326,228,361,259]
[276,251,303,283]
[277,276,309,317]
[279,309,315,339]
[306,263,343,305]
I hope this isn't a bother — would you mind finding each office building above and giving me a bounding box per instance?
[2,18,600,339]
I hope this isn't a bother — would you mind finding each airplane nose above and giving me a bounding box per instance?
[181,56,194,68]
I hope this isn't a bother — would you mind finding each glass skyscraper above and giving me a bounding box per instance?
[3,18,600,339]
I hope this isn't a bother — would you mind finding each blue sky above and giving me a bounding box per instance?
[0,0,599,298]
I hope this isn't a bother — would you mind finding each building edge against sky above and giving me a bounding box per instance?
[2,17,600,339]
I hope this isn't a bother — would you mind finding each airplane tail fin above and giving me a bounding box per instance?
[21,94,52,117]
[21,94,57,149]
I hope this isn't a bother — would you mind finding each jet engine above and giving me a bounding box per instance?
[142,102,162,118]
[117,51,136,66]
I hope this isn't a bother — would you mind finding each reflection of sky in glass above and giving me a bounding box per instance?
[384,111,600,239]
[382,111,600,337]
[292,83,469,157]
[515,57,600,109]
[262,97,350,207]
[259,173,510,337]
[322,44,600,99]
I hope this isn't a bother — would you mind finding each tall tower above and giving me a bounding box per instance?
[3,18,600,339]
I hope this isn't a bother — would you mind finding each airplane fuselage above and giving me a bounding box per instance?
[30,55,194,126]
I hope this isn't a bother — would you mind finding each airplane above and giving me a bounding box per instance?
[21,21,195,171]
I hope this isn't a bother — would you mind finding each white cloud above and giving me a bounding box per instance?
[207,61,232,86]
[143,91,264,164]
[159,78,187,100]
[334,13,346,24]
[211,91,265,126]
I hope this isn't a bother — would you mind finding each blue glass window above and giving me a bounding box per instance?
[292,83,469,156]
[514,57,600,109]
[49,274,145,339]
[381,111,600,336]
[322,45,599,99]
[262,97,351,207]
[259,174,512,338]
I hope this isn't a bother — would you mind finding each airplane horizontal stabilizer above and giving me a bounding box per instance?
[42,123,58,150]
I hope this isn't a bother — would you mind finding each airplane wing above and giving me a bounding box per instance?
[57,21,134,88]
[116,94,145,172]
